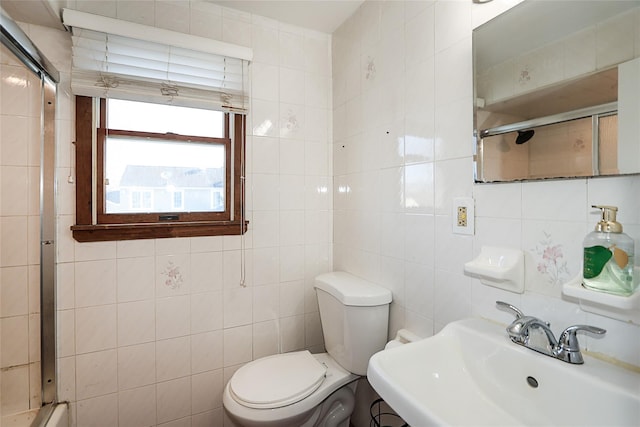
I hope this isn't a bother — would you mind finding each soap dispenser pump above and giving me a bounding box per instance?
[583,205,636,296]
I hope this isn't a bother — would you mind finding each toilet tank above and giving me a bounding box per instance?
[314,272,392,376]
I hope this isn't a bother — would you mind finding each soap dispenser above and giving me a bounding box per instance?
[583,205,636,296]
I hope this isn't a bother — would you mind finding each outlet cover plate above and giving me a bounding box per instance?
[453,197,474,235]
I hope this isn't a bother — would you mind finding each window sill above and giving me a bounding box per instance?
[71,220,248,242]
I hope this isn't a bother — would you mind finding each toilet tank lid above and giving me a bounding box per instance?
[315,272,392,306]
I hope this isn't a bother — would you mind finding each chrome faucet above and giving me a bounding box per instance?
[496,301,606,364]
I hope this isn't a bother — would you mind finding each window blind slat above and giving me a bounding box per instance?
[65,11,250,113]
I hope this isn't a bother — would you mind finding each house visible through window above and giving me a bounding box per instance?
[72,96,247,242]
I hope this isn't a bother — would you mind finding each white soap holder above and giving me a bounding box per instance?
[562,269,640,324]
[464,246,525,293]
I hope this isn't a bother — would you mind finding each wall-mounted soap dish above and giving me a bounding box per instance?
[562,269,640,324]
[464,246,525,293]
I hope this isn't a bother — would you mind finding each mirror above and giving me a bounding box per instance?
[473,0,640,183]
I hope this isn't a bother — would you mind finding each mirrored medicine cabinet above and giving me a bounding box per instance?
[473,0,640,183]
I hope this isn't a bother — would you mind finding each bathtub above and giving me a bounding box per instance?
[32,403,69,427]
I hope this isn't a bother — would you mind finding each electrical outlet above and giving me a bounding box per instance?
[453,197,474,235]
[457,206,468,227]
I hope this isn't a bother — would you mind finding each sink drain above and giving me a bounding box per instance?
[526,376,539,388]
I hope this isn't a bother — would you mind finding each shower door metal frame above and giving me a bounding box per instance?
[1,6,59,422]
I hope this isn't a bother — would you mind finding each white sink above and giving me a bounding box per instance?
[368,318,640,426]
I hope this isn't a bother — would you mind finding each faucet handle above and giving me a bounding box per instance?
[555,325,606,364]
[496,301,525,319]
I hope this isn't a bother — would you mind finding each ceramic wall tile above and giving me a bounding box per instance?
[434,0,471,53]
[253,320,279,359]
[304,176,330,211]
[191,369,224,414]
[116,240,155,259]
[279,103,305,140]
[116,0,155,25]
[190,253,223,294]
[191,330,223,374]
[156,296,190,340]
[189,2,222,39]
[1,316,29,368]
[305,74,329,109]
[252,25,279,65]
[117,256,155,303]
[434,38,472,107]
[1,266,29,317]
[75,305,117,354]
[404,162,434,213]
[522,179,587,221]
[118,384,157,427]
[587,175,640,225]
[117,342,156,391]
[251,136,279,174]
[279,245,305,282]
[0,115,28,166]
[222,15,252,47]
[155,1,190,33]
[57,356,76,402]
[223,287,253,328]
[279,175,305,210]
[191,291,223,334]
[279,31,305,70]
[156,336,191,382]
[223,325,252,367]
[252,284,279,322]
[1,217,27,267]
[405,4,435,68]
[251,173,280,210]
[379,256,405,308]
[279,315,305,353]
[304,311,323,349]
[56,309,75,358]
[279,67,305,105]
[118,300,155,346]
[190,236,224,254]
[252,62,280,102]
[76,393,119,427]
[0,166,28,216]
[75,350,118,400]
[156,377,191,424]
[74,260,117,307]
[193,408,224,427]
[252,247,280,286]
[433,157,473,215]
[279,280,304,318]
[156,238,190,256]
[156,254,190,298]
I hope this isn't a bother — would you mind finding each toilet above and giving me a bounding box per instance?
[223,271,392,427]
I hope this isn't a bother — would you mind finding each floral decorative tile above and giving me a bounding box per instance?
[156,254,190,297]
[531,231,570,287]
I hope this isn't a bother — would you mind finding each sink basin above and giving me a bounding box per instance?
[368,318,640,426]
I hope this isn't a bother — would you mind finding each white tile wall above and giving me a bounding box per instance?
[333,0,640,371]
[9,1,639,426]
[13,0,334,425]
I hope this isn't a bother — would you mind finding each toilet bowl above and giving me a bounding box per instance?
[222,352,358,427]
[223,271,392,427]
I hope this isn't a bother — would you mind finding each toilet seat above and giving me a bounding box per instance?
[229,351,327,409]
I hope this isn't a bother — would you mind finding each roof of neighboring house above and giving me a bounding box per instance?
[119,165,224,188]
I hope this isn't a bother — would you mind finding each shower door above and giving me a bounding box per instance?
[1,22,57,426]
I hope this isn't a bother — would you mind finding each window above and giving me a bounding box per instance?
[72,96,247,242]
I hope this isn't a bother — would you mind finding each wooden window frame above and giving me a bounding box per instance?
[72,96,248,242]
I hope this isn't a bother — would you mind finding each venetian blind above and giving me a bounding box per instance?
[62,8,251,113]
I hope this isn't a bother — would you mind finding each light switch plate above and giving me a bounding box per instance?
[453,197,474,235]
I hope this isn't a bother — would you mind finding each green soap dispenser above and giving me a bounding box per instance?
[583,205,636,296]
